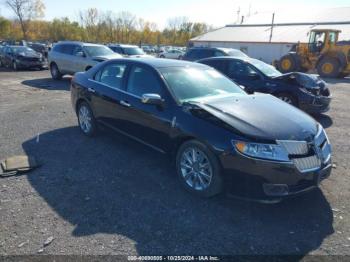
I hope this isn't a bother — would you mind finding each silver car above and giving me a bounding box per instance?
[48,41,122,79]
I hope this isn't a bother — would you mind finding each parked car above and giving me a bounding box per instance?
[28,42,49,59]
[0,46,5,67]
[1,46,46,70]
[182,47,248,61]
[198,57,332,114]
[71,58,332,201]
[158,49,184,59]
[108,44,152,58]
[48,41,122,80]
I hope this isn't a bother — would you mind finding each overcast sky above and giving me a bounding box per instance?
[0,0,349,28]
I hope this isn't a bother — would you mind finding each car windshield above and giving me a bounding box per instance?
[250,59,282,78]
[227,49,248,58]
[84,45,114,57]
[124,47,145,55]
[12,47,36,55]
[160,67,246,103]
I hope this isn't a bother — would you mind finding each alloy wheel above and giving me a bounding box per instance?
[279,96,293,104]
[78,105,92,134]
[180,147,213,191]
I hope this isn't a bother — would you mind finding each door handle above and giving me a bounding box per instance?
[88,87,96,93]
[120,100,131,108]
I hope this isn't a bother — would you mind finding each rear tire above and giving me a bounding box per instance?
[50,63,62,80]
[176,140,223,198]
[77,102,97,137]
[317,57,340,78]
[279,54,300,73]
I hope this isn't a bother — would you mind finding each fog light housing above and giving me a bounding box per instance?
[263,183,289,196]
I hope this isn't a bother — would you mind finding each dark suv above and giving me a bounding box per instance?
[182,47,248,61]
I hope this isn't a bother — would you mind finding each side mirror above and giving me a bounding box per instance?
[76,51,85,57]
[141,93,163,106]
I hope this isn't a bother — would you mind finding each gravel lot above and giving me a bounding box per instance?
[0,68,349,257]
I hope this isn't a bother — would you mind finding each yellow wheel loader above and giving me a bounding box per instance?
[278,29,350,78]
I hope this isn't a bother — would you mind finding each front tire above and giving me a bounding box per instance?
[317,57,340,78]
[77,102,97,137]
[13,61,18,71]
[50,63,62,80]
[279,54,300,73]
[176,140,223,198]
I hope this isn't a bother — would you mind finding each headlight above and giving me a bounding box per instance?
[233,141,290,162]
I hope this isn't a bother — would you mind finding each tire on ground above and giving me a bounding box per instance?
[278,54,300,73]
[175,140,223,198]
[50,63,62,80]
[317,57,341,78]
[77,101,97,137]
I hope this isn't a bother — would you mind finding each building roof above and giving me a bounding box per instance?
[191,23,350,44]
[191,7,350,44]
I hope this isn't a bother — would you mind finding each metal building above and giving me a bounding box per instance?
[190,8,350,64]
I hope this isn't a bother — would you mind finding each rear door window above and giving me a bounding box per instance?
[72,46,84,56]
[227,60,258,79]
[203,59,227,73]
[214,50,226,56]
[61,44,75,55]
[96,63,127,89]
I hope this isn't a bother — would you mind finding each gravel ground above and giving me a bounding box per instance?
[0,68,349,257]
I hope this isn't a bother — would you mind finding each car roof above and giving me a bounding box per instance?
[107,58,208,69]
[109,44,138,48]
[189,47,235,51]
[56,41,104,47]
[199,56,260,64]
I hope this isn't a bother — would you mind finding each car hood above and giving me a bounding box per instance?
[272,72,326,89]
[191,94,318,142]
[92,53,123,60]
[17,52,41,58]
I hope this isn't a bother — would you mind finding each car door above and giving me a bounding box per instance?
[71,45,87,73]
[3,47,12,66]
[60,44,75,74]
[118,64,174,152]
[226,60,266,93]
[89,62,128,129]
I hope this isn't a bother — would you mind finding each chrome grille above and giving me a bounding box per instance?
[277,140,308,155]
[314,126,332,164]
[293,155,321,173]
[277,126,331,173]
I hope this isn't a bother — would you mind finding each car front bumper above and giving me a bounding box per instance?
[220,151,332,201]
[16,59,47,68]
[299,90,332,114]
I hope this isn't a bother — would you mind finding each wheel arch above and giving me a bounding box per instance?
[171,135,223,167]
[75,98,91,115]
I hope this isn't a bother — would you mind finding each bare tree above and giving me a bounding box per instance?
[4,0,45,39]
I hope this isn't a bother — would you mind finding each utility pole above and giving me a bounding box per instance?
[269,12,275,43]
[236,7,240,24]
